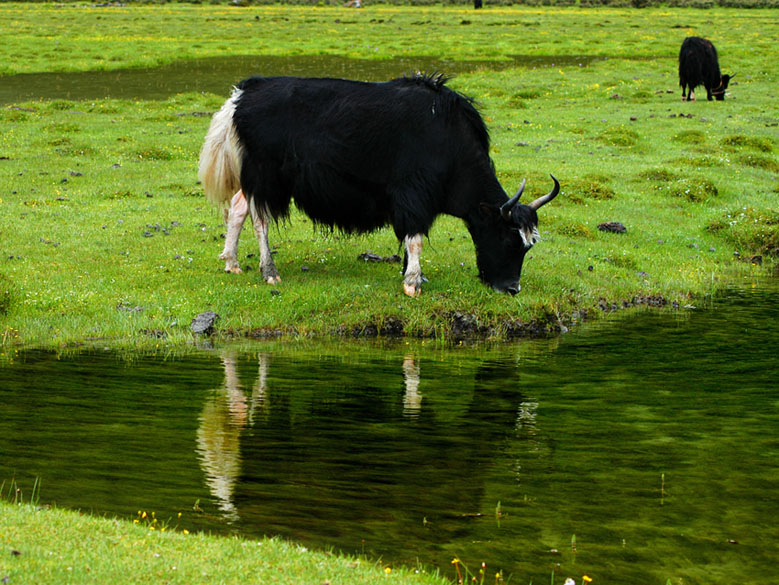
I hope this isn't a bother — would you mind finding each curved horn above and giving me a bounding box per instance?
[500,178,526,221]
[528,174,560,211]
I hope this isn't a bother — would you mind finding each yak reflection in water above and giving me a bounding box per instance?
[196,354,269,522]
[196,353,426,523]
[194,350,535,562]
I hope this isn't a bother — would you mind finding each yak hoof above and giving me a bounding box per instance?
[262,265,281,285]
[225,264,243,274]
[403,282,422,297]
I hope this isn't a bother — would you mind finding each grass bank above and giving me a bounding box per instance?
[0,500,448,585]
[0,4,776,349]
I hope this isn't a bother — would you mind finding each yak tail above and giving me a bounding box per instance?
[198,89,243,207]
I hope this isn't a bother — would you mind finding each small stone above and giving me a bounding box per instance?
[597,221,627,233]
[190,311,219,335]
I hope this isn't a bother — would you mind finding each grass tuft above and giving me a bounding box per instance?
[720,134,774,153]
[597,126,639,147]
[563,176,616,203]
[662,177,719,202]
[638,168,679,182]
[672,129,707,145]
[0,273,14,316]
[707,208,779,256]
[737,153,779,173]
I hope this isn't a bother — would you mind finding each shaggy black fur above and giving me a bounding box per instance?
[679,37,732,101]
[229,73,556,293]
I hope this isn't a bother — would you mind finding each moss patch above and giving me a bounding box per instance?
[597,126,639,147]
[720,134,774,153]
[563,176,616,203]
[638,168,679,182]
[672,129,707,145]
[707,207,779,256]
[662,177,719,202]
[738,153,779,173]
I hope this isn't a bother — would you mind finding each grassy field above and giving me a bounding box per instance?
[0,3,776,349]
[0,500,449,585]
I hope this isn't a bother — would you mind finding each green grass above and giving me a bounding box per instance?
[0,501,447,585]
[0,4,777,348]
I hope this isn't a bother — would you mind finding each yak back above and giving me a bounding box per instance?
[679,36,721,88]
[232,74,493,238]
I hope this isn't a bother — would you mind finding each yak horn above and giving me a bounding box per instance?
[528,175,560,211]
[500,178,526,221]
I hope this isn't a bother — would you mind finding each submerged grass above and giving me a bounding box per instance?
[0,4,777,348]
[0,501,447,585]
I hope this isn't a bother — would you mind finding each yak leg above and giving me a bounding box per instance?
[220,190,247,274]
[249,202,281,285]
[403,234,424,297]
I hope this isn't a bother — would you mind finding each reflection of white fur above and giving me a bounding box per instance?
[196,354,272,522]
[248,354,270,427]
[196,397,242,522]
[195,356,246,523]
[402,355,422,416]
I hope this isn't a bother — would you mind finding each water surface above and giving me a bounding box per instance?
[0,53,603,105]
[1,279,777,584]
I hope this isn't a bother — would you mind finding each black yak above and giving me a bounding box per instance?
[679,36,733,101]
[198,74,559,297]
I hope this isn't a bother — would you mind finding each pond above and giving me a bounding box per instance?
[0,53,605,105]
[1,278,777,584]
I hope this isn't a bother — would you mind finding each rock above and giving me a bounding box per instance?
[358,252,401,263]
[191,311,219,335]
[597,221,627,233]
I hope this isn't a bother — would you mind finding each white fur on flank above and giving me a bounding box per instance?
[198,89,244,207]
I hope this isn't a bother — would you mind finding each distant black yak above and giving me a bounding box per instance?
[679,36,734,101]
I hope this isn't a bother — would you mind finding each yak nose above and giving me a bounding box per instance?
[506,284,521,296]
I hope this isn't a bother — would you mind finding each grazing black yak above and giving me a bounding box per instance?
[679,36,734,101]
[198,74,560,297]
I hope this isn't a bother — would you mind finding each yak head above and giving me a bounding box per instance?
[471,175,560,295]
[715,74,735,100]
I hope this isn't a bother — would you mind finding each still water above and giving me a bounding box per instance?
[1,279,777,584]
[0,53,603,105]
